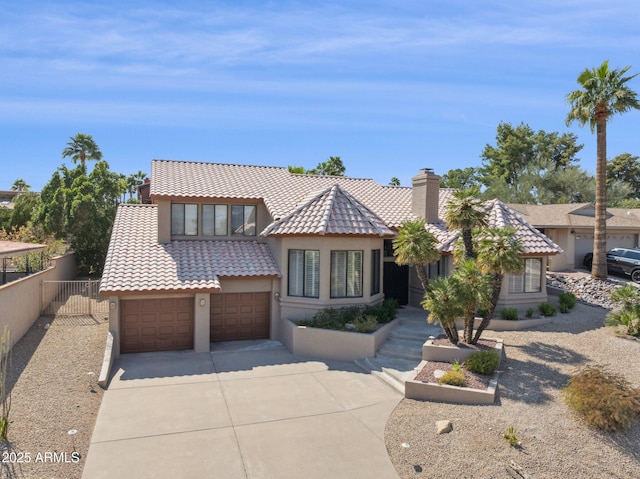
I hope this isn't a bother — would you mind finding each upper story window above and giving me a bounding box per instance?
[232,205,256,236]
[331,250,363,298]
[289,250,320,298]
[171,204,198,236]
[202,204,228,236]
[508,258,542,293]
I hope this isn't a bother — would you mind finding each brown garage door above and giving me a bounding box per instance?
[210,292,270,341]
[120,298,194,353]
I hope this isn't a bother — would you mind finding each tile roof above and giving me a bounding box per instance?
[428,197,562,255]
[508,203,640,229]
[261,185,395,237]
[150,160,413,228]
[100,204,281,295]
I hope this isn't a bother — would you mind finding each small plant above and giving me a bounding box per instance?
[559,292,577,312]
[503,425,519,447]
[439,369,465,387]
[606,284,640,337]
[465,350,500,375]
[353,315,378,333]
[452,359,461,372]
[525,307,534,318]
[538,302,556,317]
[500,308,519,321]
[564,365,640,432]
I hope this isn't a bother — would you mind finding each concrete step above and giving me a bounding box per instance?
[379,337,422,356]
[377,346,422,361]
[389,328,432,344]
[355,357,406,394]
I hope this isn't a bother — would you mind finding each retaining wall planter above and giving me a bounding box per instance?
[281,317,399,362]
[405,360,498,404]
[455,316,553,332]
[422,336,504,363]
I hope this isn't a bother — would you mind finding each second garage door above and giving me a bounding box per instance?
[210,292,270,341]
[120,298,194,353]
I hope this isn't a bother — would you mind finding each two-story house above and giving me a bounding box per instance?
[100,160,561,356]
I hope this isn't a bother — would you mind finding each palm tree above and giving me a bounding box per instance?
[393,219,440,293]
[453,259,493,344]
[444,187,487,259]
[62,133,103,168]
[421,277,461,344]
[389,177,400,186]
[566,60,640,279]
[472,226,524,343]
[11,179,30,192]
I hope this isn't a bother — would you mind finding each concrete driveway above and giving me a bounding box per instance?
[82,341,402,479]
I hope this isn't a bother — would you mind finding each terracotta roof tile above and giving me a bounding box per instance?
[150,160,413,228]
[100,204,280,294]
[261,185,395,237]
[430,196,562,255]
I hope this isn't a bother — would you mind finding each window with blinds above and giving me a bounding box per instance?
[288,250,319,298]
[331,250,363,298]
[508,258,542,293]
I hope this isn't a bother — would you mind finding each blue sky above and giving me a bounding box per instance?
[2,0,640,191]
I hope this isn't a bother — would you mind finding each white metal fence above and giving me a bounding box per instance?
[41,280,109,320]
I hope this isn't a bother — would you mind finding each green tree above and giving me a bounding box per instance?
[287,165,306,174]
[392,219,440,293]
[9,192,39,229]
[62,133,103,168]
[308,156,346,176]
[443,187,487,259]
[472,226,524,343]
[440,167,481,189]
[566,60,640,279]
[607,153,640,199]
[389,177,400,186]
[480,122,586,204]
[32,161,126,274]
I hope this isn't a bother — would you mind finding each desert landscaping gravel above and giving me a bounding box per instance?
[0,315,108,479]
[384,300,640,479]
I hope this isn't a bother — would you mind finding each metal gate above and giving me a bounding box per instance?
[41,280,109,320]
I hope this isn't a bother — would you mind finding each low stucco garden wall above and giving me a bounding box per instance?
[280,317,399,362]
[0,253,76,348]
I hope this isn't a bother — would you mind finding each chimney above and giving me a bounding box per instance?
[411,168,440,223]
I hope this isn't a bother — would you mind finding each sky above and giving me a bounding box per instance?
[1,0,640,191]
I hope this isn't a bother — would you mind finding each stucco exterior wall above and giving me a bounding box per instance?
[497,256,549,312]
[0,253,77,348]
[544,228,573,271]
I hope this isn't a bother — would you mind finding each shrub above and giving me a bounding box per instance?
[525,308,534,318]
[564,365,640,432]
[500,308,519,321]
[538,302,556,317]
[439,370,465,387]
[353,315,378,333]
[465,350,500,375]
[559,292,577,311]
[606,284,640,337]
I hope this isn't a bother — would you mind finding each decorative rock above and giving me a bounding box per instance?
[433,369,446,379]
[436,420,452,434]
[546,272,623,310]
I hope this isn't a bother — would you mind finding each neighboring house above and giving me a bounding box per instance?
[0,190,19,210]
[101,161,561,356]
[508,203,640,271]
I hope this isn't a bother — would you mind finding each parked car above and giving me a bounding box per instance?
[583,248,640,282]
